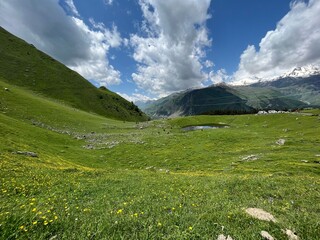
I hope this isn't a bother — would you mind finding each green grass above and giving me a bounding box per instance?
[301,108,320,115]
[1,80,320,239]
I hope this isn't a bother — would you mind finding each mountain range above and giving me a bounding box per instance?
[140,68,320,118]
[1,26,318,120]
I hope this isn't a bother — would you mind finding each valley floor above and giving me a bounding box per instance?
[0,82,319,239]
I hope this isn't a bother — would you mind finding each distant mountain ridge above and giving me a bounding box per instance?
[140,74,320,118]
[0,27,148,121]
[251,75,320,106]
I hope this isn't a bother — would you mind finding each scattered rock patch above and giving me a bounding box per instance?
[31,120,145,150]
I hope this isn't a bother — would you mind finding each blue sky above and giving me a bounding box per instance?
[0,0,319,101]
[209,0,291,73]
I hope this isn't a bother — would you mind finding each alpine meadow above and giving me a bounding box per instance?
[1,1,320,240]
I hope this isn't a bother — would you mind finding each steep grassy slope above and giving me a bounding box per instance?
[0,27,147,122]
[230,86,307,110]
[143,86,254,117]
[1,79,319,239]
[143,85,306,117]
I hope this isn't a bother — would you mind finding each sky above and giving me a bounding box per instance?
[0,0,320,102]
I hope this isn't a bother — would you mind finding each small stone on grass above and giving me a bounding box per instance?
[260,230,274,240]
[283,229,299,240]
[245,208,277,222]
[241,154,260,161]
[217,234,233,240]
[276,139,286,145]
[16,151,38,158]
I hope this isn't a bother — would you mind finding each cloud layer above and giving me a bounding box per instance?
[0,0,122,86]
[117,92,155,103]
[233,0,320,84]
[130,0,212,97]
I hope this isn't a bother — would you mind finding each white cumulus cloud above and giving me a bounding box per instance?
[117,92,155,103]
[130,0,212,97]
[233,0,320,84]
[0,0,122,86]
[209,69,231,84]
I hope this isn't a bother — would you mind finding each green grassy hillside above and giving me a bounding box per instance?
[1,78,319,239]
[252,76,320,106]
[143,86,255,117]
[0,27,147,122]
[230,86,306,110]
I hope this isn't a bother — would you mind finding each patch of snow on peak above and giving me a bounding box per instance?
[231,65,320,86]
[230,76,263,86]
[278,65,320,79]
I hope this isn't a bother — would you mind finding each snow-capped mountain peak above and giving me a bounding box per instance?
[279,65,320,79]
[229,65,320,86]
